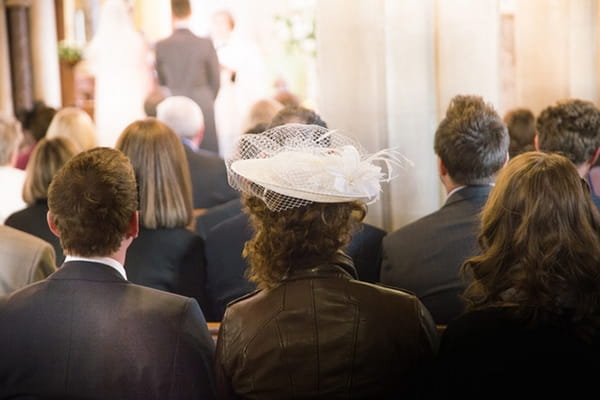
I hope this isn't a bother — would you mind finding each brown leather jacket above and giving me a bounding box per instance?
[215,254,439,399]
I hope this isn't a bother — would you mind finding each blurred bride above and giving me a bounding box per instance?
[85,0,154,147]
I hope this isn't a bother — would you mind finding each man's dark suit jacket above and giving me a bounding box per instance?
[380,185,492,325]
[5,200,65,264]
[0,261,216,399]
[205,212,387,321]
[155,28,221,153]
[195,198,243,240]
[183,145,239,210]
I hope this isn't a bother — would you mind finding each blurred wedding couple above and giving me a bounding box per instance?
[85,0,268,157]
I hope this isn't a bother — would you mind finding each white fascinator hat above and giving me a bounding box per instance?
[226,123,412,212]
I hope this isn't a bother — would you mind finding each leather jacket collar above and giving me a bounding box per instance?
[282,252,358,282]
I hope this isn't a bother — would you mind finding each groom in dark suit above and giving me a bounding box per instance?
[380,95,509,325]
[0,148,216,399]
[155,0,221,154]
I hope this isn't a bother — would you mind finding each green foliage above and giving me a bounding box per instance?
[57,40,83,63]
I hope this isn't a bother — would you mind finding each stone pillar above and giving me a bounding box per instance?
[436,0,500,118]
[30,0,61,108]
[6,0,33,116]
[0,1,14,116]
[315,0,439,231]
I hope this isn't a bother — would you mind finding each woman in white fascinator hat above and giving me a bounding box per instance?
[215,123,439,399]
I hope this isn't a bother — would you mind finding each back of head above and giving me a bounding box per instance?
[22,101,57,142]
[46,107,98,151]
[23,137,79,205]
[536,98,600,166]
[504,107,536,158]
[156,96,203,140]
[144,86,172,117]
[243,98,283,133]
[171,0,191,19]
[464,151,600,317]
[274,90,301,108]
[48,147,138,257]
[269,105,328,129]
[227,124,406,288]
[0,114,22,166]
[435,94,508,185]
[116,118,193,229]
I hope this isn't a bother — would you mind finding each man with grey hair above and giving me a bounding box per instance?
[156,96,238,210]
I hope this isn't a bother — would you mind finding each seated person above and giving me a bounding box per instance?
[0,115,26,223]
[216,123,438,399]
[0,225,55,295]
[46,106,98,151]
[503,107,535,158]
[431,151,600,398]
[6,137,80,264]
[205,106,387,320]
[15,100,56,170]
[0,147,215,399]
[116,118,211,319]
[156,96,239,210]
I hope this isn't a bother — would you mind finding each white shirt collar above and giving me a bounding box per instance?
[64,255,128,280]
[446,183,495,200]
[446,185,467,199]
[173,20,191,30]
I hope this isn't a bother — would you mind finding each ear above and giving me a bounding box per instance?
[127,211,139,240]
[588,147,600,168]
[46,211,60,237]
[437,156,447,177]
[193,125,205,148]
[534,134,540,151]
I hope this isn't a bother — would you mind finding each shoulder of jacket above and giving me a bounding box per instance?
[226,289,262,307]
[368,281,419,298]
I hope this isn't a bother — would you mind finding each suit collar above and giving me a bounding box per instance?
[49,261,127,283]
[445,184,492,206]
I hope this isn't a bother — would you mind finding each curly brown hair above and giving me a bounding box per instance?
[48,147,138,257]
[461,151,600,321]
[536,98,600,166]
[242,195,366,289]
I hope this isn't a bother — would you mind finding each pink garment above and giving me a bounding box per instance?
[14,144,35,170]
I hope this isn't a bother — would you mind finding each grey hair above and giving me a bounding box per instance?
[156,96,204,140]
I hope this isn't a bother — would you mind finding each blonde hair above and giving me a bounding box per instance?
[46,107,98,151]
[22,137,79,204]
[116,118,193,229]
[0,115,23,165]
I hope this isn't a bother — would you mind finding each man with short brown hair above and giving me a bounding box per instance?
[0,147,216,399]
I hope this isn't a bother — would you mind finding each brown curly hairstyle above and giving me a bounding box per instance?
[461,151,600,321]
[48,147,138,257]
[242,195,366,289]
[536,98,600,166]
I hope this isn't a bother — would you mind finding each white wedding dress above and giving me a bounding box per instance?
[85,0,153,148]
[213,33,268,158]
